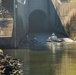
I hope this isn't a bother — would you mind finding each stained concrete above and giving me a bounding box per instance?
[11,0,68,47]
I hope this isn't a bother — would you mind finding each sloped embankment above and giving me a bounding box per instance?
[58,2,76,38]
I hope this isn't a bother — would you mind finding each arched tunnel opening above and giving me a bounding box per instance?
[13,0,69,48]
[28,9,68,37]
[29,10,48,33]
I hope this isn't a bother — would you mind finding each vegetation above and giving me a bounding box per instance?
[69,0,76,2]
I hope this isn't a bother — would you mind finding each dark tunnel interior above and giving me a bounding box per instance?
[28,0,68,37]
[29,10,47,33]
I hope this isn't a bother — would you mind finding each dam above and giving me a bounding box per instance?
[1,0,76,48]
[12,0,68,48]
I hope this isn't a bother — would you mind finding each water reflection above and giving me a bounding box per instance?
[30,44,76,75]
[3,44,76,75]
[58,49,76,75]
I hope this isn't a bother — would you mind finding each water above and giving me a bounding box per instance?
[3,43,76,75]
[19,33,65,49]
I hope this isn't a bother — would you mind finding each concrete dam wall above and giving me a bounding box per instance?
[12,0,68,47]
[55,1,76,37]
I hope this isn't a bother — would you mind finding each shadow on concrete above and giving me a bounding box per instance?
[48,0,68,37]
[28,0,68,38]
